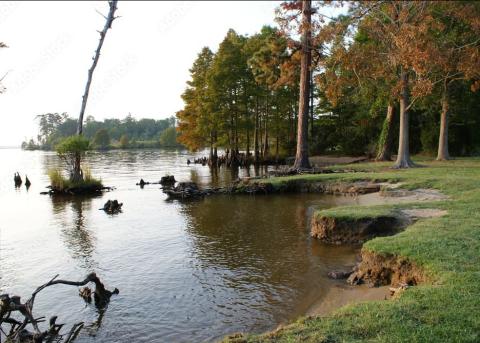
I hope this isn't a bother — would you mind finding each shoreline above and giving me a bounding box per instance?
[223,159,479,342]
[305,283,390,317]
[269,187,442,333]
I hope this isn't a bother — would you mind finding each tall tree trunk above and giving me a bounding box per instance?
[209,131,214,161]
[246,129,250,157]
[244,82,250,157]
[393,69,414,168]
[437,81,450,161]
[229,112,234,154]
[74,0,118,182]
[254,96,259,163]
[263,96,269,158]
[275,134,279,163]
[213,131,218,160]
[293,0,312,170]
[375,102,395,161]
[310,67,314,140]
[290,102,296,154]
[235,122,239,155]
[234,89,239,155]
[259,112,264,159]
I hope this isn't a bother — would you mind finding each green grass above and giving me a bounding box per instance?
[224,157,480,343]
[48,168,103,191]
[314,204,397,221]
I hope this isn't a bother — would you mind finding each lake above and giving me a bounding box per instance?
[1,148,374,342]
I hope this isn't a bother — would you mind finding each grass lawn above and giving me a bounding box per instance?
[225,157,480,342]
[313,204,398,221]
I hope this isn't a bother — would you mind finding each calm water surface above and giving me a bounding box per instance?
[1,148,369,342]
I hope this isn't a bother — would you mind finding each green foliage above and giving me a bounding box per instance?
[177,27,299,157]
[48,169,68,190]
[159,127,179,147]
[55,135,90,155]
[92,128,111,150]
[21,138,40,150]
[29,114,177,150]
[55,135,90,178]
[119,134,129,148]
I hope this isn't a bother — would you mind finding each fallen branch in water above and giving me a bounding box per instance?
[0,272,118,343]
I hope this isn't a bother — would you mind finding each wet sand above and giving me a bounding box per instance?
[306,283,390,317]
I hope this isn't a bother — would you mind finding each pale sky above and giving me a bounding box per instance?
[0,1,280,146]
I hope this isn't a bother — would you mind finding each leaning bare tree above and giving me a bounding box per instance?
[72,0,119,182]
[0,42,8,94]
[0,273,118,343]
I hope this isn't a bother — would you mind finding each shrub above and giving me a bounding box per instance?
[55,135,90,177]
[92,129,111,150]
[48,169,68,190]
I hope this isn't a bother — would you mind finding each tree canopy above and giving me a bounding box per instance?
[26,113,178,150]
[176,1,480,167]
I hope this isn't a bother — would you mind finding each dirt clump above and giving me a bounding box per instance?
[347,250,426,287]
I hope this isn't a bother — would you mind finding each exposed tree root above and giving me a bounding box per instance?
[0,273,118,343]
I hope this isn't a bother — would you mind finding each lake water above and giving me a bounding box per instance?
[1,148,373,342]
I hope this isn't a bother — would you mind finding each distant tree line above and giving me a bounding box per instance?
[22,113,182,150]
[176,1,480,168]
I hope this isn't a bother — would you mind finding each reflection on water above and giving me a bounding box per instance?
[52,196,99,270]
[1,149,368,342]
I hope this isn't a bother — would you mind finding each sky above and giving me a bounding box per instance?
[0,1,281,146]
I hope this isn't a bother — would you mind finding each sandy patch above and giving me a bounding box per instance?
[401,208,448,219]
[380,188,448,202]
[306,284,390,317]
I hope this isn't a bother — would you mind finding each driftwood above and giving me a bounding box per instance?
[0,273,118,343]
[163,182,207,199]
[137,175,176,188]
[40,186,114,196]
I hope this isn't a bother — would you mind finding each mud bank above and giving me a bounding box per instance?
[163,179,383,199]
[270,180,381,195]
[347,250,427,287]
[311,212,406,244]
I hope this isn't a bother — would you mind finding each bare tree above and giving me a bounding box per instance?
[72,0,119,182]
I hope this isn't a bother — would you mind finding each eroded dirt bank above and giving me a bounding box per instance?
[347,250,427,287]
[311,214,405,244]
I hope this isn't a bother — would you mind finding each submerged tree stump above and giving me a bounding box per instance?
[160,175,176,186]
[14,172,22,187]
[102,199,123,214]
